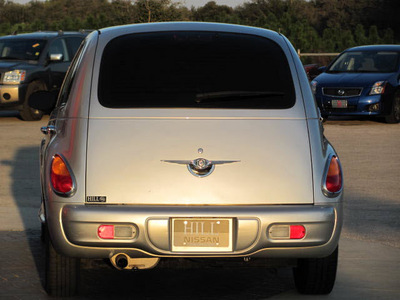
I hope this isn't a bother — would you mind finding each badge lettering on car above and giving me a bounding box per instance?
[86,196,107,203]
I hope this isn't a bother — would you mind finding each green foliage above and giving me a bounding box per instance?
[0,0,397,54]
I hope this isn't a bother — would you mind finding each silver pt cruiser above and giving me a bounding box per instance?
[32,22,344,297]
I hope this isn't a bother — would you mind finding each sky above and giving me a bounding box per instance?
[11,0,249,8]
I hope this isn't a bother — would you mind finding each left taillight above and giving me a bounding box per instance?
[50,154,75,196]
[323,155,343,196]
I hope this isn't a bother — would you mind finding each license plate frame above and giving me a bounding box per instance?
[171,218,233,252]
[331,99,348,108]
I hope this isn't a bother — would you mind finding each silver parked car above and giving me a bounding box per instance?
[32,22,343,297]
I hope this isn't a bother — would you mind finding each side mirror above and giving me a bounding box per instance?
[318,66,327,73]
[29,90,58,113]
[50,53,63,62]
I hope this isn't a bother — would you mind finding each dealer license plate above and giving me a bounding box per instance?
[332,99,348,108]
[171,218,233,252]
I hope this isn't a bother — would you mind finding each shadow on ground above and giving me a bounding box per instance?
[0,146,43,282]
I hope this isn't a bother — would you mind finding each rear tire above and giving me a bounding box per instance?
[293,246,338,295]
[45,229,80,297]
[19,81,45,121]
[385,90,400,124]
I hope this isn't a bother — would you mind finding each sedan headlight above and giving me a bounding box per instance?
[3,70,26,84]
[310,80,318,95]
[369,81,386,95]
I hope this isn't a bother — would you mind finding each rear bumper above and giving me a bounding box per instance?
[48,203,342,259]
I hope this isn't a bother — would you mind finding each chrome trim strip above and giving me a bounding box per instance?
[162,159,240,178]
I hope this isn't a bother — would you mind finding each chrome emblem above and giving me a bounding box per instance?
[193,158,209,170]
[337,89,345,96]
[162,158,240,178]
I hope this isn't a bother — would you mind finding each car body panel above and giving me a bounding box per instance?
[86,118,313,205]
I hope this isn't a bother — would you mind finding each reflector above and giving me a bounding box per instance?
[290,225,306,239]
[98,225,115,239]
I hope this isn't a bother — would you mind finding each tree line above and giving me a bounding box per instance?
[0,0,398,62]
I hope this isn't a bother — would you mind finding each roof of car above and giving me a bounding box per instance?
[346,44,400,52]
[98,22,282,41]
[0,31,87,40]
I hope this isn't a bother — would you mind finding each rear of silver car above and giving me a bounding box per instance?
[39,23,343,296]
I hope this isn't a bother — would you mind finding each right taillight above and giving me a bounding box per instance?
[50,154,75,196]
[323,155,343,196]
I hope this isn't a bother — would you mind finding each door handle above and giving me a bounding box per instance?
[40,125,56,135]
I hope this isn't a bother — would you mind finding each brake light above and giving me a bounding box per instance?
[51,154,74,195]
[325,156,342,194]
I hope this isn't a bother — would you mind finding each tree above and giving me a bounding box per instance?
[354,24,367,46]
[368,25,380,44]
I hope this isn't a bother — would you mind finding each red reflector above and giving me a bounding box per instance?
[51,155,73,194]
[326,156,342,193]
[98,225,115,239]
[290,225,306,239]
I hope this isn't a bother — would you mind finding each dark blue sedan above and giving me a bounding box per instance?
[312,45,400,123]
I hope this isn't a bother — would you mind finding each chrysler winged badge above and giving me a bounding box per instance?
[161,158,240,177]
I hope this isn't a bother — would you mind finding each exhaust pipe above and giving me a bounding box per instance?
[110,253,160,270]
[115,254,128,269]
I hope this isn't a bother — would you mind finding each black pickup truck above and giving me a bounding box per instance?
[0,31,86,120]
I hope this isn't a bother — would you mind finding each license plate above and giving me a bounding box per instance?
[332,99,348,108]
[171,218,233,252]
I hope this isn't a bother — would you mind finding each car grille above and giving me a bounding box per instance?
[324,105,358,113]
[322,87,362,97]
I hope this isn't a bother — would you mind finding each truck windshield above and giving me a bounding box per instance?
[0,39,46,61]
[98,31,295,109]
[328,51,399,73]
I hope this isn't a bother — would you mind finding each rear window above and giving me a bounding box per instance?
[98,31,295,109]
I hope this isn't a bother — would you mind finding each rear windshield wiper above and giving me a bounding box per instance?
[195,91,285,103]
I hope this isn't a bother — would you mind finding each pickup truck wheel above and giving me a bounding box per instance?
[293,246,338,295]
[19,81,46,121]
[385,90,400,123]
[45,229,80,296]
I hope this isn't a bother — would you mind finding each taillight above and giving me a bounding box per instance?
[50,154,75,195]
[323,155,342,195]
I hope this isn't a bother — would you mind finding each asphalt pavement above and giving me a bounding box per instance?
[0,112,399,299]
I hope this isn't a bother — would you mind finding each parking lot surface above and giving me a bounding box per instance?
[0,112,399,299]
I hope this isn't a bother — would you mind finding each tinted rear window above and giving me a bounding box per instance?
[98,31,295,109]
